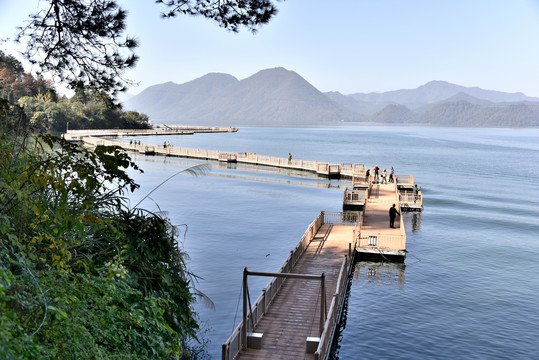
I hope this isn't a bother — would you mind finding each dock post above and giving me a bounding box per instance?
[320,273,326,335]
[242,267,247,349]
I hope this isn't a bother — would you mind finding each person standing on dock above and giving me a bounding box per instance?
[389,204,400,228]
[288,153,292,164]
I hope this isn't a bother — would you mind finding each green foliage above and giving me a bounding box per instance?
[1,55,151,131]
[157,0,278,32]
[0,100,206,359]
[0,50,25,77]
[20,88,151,132]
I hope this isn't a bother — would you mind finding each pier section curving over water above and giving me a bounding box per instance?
[65,128,421,359]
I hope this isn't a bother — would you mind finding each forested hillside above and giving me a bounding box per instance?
[0,50,151,132]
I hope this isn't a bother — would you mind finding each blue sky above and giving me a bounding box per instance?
[2,0,539,97]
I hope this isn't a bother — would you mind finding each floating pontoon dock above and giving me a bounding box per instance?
[223,174,410,359]
[63,128,421,359]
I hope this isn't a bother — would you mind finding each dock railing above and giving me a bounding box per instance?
[352,173,369,188]
[322,211,361,226]
[343,188,368,205]
[218,153,237,162]
[399,190,423,207]
[357,231,406,251]
[340,163,365,176]
[315,254,352,360]
[396,175,414,188]
[222,212,325,360]
[76,136,378,181]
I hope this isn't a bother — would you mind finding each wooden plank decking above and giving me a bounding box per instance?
[224,183,408,359]
[237,224,355,360]
[357,182,407,259]
[364,183,401,231]
[64,133,366,179]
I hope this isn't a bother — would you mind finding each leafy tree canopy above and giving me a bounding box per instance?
[16,0,280,97]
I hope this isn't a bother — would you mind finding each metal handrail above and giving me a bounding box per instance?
[315,254,352,360]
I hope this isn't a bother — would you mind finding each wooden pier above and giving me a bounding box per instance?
[67,133,367,179]
[357,181,406,260]
[223,177,409,359]
[344,174,423,212]
[64,128,420,359]
[62,125,237,141]
[222,212,358,360]
[66,131,423,209]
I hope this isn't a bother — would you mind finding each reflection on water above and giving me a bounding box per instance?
[353,261,406,290]
[403,211,422,232]
[130,154,347,189]
[330,260,406,359]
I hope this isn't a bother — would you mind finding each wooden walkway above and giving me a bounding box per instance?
[223,184,407,360]
[357,182,407,259]
[238,224,355,360]
[364,183,400,230]
[221,211,358,360]
[68,134,365,179]
[62,126,237,140]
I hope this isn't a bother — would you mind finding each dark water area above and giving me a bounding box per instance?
[123,125,539,359]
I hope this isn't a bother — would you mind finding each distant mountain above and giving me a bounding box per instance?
[324,91,383,116]
[125,73,238,121]
[180,68,360,126]
[413,101,539,127]
[441,92,494,107]
[369,104,414,123]
[127,68,361,126]
[124,68,539,127]
[350,80,539,108]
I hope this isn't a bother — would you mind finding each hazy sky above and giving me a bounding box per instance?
[2,0,539,97]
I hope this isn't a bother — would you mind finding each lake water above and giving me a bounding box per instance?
[122,125,539,359]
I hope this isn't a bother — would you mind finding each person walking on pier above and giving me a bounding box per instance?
[288,153,292,164]
[389,203,400,228]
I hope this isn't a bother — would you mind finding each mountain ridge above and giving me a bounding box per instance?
[124,68,539,127]
[349,80,538,106]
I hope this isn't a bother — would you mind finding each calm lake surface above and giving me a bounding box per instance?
[122,125,539,359]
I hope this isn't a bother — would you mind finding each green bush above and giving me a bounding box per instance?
[0,99,205,359]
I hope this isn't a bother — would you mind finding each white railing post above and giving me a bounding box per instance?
[242,267,247,349]
[320,273,326,335]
